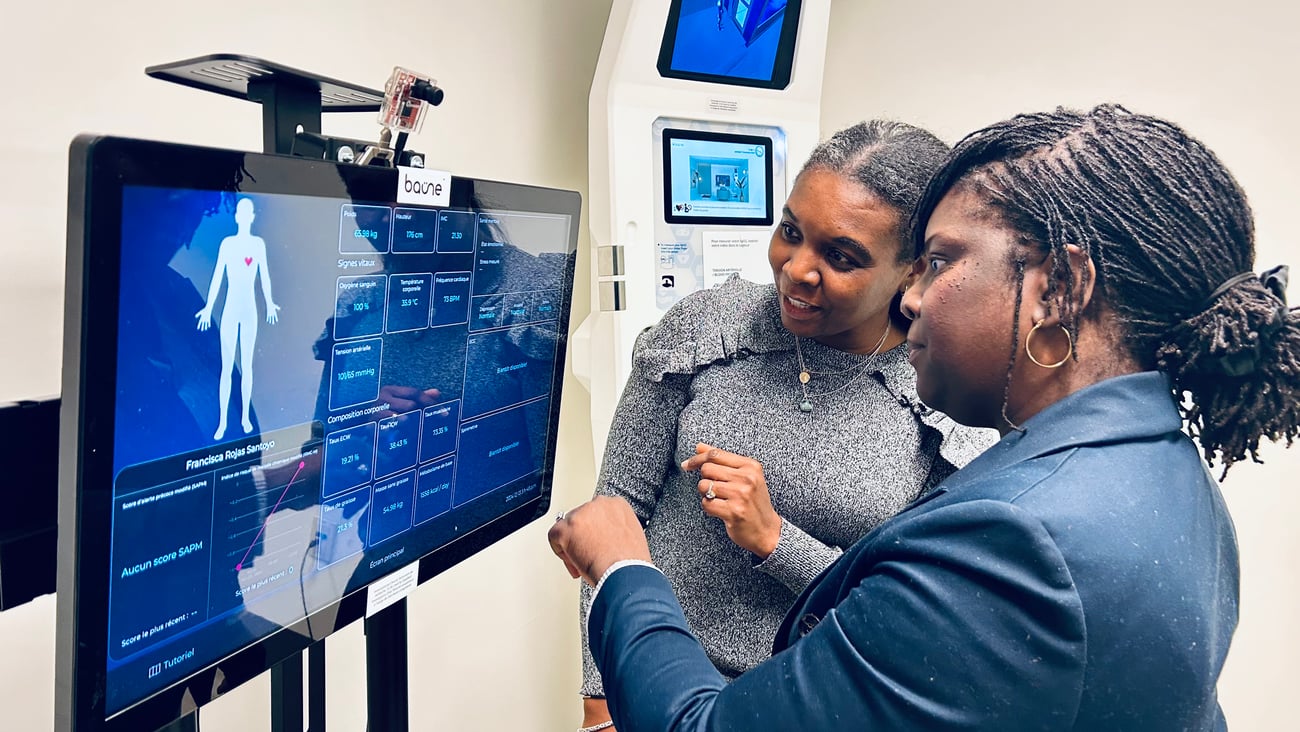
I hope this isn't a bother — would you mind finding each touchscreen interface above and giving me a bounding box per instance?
[657,0,801,89]
[102,182,573,714]
[663,128,773,225]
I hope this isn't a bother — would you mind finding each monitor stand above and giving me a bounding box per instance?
[365,600,410,732]
[140,54,412,732]
[156,713,196,732]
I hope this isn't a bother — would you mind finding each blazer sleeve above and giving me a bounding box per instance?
[588,499,1088,731]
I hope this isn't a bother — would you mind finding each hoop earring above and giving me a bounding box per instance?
[1025,319,1072,369]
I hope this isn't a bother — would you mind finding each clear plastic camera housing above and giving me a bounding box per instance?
[377,67,435,134]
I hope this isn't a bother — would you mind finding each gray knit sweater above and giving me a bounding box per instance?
[579,277,996,696]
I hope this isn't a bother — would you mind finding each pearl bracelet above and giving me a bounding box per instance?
[577,722,614,732]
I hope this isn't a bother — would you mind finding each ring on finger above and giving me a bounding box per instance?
[704,479,716,501]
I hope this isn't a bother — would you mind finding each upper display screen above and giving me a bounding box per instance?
[663,128,774,226]
[58,136,579,730]
[657,0,802,90]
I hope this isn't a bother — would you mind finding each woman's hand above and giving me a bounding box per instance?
[582,698,616,732]
[681,443,783,559]
[376,385,441,417]
[548,496,651,586]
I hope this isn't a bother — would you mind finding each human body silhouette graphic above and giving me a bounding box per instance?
[197,197,280,439]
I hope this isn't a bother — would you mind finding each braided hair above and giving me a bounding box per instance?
[911,104,1299,475]
[802,120,950,328]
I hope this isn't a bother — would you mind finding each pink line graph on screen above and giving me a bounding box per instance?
[235,460,305,572]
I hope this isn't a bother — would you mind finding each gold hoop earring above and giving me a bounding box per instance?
[1025,319,1072,369]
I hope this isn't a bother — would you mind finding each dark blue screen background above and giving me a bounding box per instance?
[105,185,572,714]
[667,0,788,82]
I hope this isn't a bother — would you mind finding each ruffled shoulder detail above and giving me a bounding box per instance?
[871,346,999,476]
[632,276,791,383]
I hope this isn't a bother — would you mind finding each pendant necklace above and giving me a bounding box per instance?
[794,322,891,413]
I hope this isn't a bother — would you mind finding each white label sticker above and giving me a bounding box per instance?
[396,166,451,207]
[702,230,770,287]
[365,562,420,617]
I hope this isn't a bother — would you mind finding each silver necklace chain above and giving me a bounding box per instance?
[794,322,890,413]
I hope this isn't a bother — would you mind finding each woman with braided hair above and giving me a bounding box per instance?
[572,120,995,732]
[549,104,1298,730]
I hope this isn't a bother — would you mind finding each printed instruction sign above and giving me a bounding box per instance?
[365,562,420,617]
[702,230,770,287]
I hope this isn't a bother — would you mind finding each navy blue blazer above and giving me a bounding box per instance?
[588,372,1239,730]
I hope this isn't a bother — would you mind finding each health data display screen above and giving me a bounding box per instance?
[103,185,571,713]
[664,130,772,225]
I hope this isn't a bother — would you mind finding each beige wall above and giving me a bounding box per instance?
[0,0,608,728]
[822,1,1299,728]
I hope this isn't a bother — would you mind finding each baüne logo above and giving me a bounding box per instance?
[396,165,451,207]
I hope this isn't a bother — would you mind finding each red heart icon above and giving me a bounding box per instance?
[244,257,253,266]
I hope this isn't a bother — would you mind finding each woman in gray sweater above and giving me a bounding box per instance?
[576,121,996,732]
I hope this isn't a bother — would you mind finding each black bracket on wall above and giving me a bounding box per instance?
[0,396,60,611]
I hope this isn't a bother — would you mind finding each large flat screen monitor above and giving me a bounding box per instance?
[56,136,580,731]
[657,0,802,90]
[662,127,774,226]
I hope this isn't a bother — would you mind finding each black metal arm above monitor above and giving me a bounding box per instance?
[145,54,384,157]
[146,54,436,169]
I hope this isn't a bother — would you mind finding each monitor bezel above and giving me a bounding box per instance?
[661,127,775,226]
[655,0,803,90]
[56,135,579,732]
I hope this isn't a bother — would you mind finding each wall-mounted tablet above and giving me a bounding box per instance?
[657,0,803,90]
[662,127,773,226]
[56,135,579,732]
